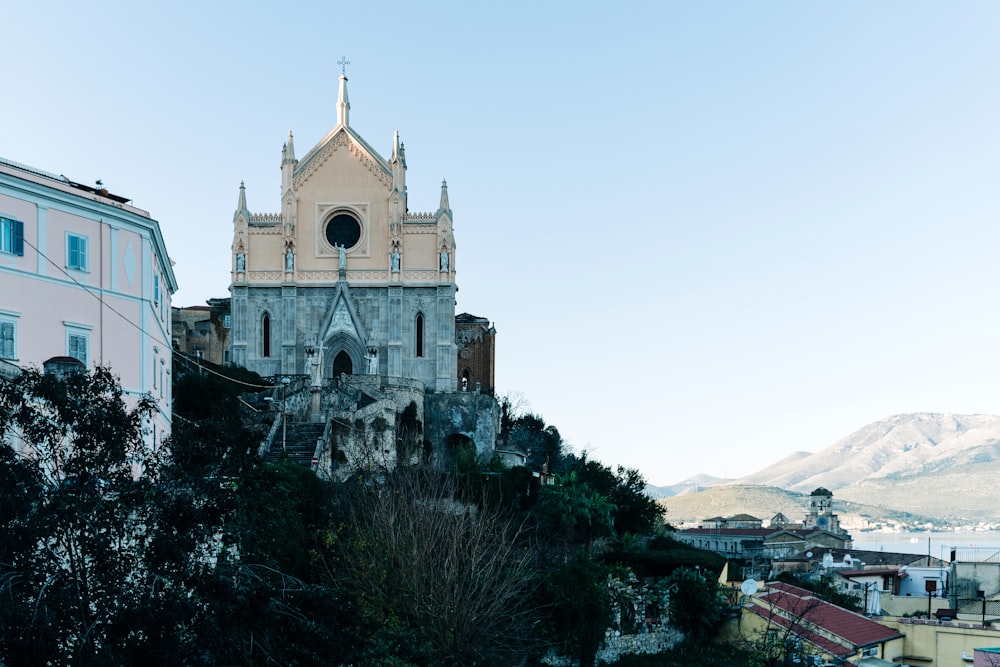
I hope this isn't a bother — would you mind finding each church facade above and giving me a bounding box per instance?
[230,74,462,392]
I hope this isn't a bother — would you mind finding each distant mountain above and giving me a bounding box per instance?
[741,414,1000,493]
[646,473,730,499]
[660,413,1000,525]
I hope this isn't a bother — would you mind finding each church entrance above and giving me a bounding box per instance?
[333,350,353,377]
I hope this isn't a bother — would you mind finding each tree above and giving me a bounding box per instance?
[533,470,615,553]
[498,395,568,473]
[331,467,538,665]
[573,456,664,537]
[536,555,614,667]
[663,566,728,644]
[0,366,158,666]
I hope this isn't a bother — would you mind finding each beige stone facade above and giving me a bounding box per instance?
[230,75,460,391]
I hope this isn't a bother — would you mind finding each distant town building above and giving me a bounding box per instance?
[0,156,176,444]
[742,581,904,664]
[803,487,845,534]
[675,490,852,566]
[172,298,231,365]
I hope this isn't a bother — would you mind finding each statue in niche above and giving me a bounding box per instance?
[367,348,378,375]
[439,249,449,272]
[335,243,346,269]
[235,252,245,272]
[391,249,400,272]
[285,249,294,272]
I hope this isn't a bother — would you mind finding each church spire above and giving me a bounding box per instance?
[234,181,249,221]
[390,130,407,195]
[438,179,451,214]
[283,130,296,164]
[336,74,350,127]
[282,130,297,193]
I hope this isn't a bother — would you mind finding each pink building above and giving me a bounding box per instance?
[0,157,176,444]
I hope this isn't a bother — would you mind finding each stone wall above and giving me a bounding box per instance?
[543,573,683,666]
[423,391,500,468]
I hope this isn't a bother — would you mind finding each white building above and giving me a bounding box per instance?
[0,157,176,443]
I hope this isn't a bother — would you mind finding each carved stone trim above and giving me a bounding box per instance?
[402,270,438,281]
[248,225,282,235]
[247,271,283,281]
[294,131,392,189]
[403,225,437,234]
[294,271,391,282]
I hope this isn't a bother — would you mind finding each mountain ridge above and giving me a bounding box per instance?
[650,413,1000,525]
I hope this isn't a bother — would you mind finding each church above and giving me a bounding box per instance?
[228,71,498,474]
[229,72,489,392]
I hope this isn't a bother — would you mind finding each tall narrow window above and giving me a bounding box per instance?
[0,320,15,359]
[415,313,424,358]
[68,333,88,366]
[154,274,160,305]
[0,218,24,256]
[262,312,271,358]
[67,233,88,271]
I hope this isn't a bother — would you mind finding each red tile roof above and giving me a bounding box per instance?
[748,582,903,655]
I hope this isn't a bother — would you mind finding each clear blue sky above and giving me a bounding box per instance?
[4,1,999,485]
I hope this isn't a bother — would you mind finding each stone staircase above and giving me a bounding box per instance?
[264,422,324,467]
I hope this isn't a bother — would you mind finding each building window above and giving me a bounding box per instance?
[415,313,424,358]
[0,217,24,256]
[67,233,88,271]
[262,312,271,358]
[67,332,89,366]
[223,314,231,329]
[0,319,16,359]
[154,274,160,305]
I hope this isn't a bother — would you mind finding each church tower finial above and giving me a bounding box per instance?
[438,178,450,213]
[282,131,297,193]
[336,73,350,127]
[283,130,296,164]
[233,181,249,222]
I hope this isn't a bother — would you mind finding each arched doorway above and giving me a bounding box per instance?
[333,350,353,376]
[445,433,477,473]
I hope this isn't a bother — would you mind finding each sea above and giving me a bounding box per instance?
[850,530,1000,560]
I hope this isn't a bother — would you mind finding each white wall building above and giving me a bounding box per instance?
[0,157,176,444]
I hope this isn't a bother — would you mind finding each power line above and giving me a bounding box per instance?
[172,349,274,390]
[19,235,276,391]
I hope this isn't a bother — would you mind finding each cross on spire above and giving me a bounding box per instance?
[337,56,351,76]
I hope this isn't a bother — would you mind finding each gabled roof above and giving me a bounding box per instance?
[748,581,903,656]
[295,123,391,184]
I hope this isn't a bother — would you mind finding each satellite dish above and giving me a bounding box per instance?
[740,579,759,596]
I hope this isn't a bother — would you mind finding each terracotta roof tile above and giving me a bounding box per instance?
[754,582,903,651]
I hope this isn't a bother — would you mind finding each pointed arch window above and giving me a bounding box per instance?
[415,313,424,358]
[262,312,271,358]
